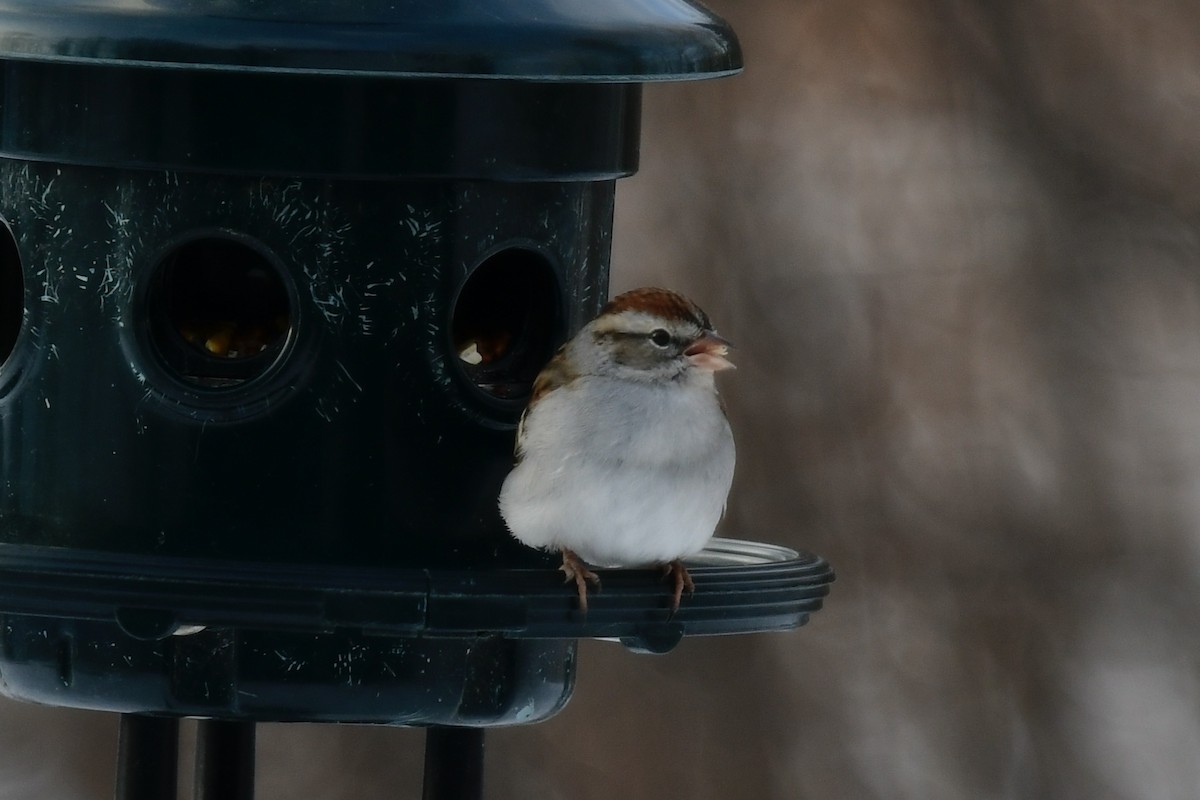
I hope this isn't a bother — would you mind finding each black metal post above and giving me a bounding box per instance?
[421,727,485,800]
[194,719,256,800]
[115,714,179,800]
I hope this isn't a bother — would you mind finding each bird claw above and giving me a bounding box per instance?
[662,559,695,614]
[560,549,601,613]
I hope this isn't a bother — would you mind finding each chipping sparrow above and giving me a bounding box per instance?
[499,287,736,613]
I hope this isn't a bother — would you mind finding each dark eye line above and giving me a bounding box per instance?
[596,330,678,343]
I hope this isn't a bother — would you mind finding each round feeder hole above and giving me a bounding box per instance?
[0,220,23,366]
[145,236,293,389]
[451,248,561,404]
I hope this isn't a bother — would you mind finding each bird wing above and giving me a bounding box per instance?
[515,344,576,460]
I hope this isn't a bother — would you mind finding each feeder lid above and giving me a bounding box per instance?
[0,0,742,81]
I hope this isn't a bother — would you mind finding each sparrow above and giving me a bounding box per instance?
[499,287,736,613]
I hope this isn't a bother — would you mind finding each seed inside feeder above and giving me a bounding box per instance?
[451,248,561,403]
[146,236,294,387]
[179,316,290,359]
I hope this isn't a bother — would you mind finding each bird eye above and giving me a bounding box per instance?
[649,328,672,347]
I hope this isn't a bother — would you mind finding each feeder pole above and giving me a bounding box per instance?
[194,719,256,800]
[422,726,485,800]
[115,714,179,800]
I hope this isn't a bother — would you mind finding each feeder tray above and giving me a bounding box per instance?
[0,537,832,662]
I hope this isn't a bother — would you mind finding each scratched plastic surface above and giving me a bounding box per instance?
[0,620,578,725]
[0,161,614,569]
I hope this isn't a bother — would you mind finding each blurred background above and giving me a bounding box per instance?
[7,0,1200,797]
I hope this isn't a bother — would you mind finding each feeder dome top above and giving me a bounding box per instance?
[0,0,742,81]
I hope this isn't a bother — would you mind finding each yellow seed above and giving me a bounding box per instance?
[204,322,236,356]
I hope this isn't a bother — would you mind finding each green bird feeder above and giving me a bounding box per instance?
[0,1,833,797]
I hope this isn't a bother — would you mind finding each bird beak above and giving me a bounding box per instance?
[684,332,735,372]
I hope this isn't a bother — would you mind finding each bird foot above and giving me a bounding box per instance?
[560,549,601,612]
[662,559,696,614]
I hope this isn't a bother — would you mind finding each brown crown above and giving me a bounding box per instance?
[601,287,713,330]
